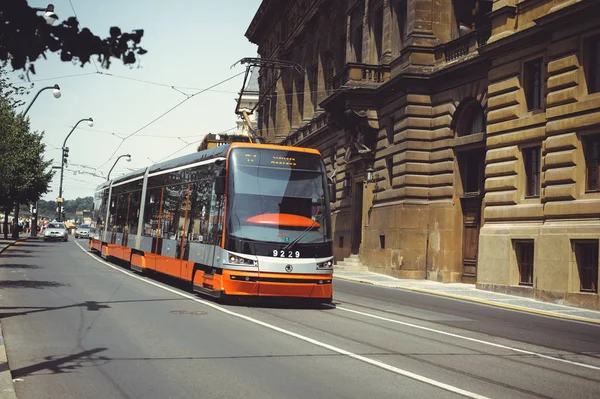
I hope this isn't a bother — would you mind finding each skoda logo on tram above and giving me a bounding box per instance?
[285,264,293,273]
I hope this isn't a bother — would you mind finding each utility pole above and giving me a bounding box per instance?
[57,117,94,221]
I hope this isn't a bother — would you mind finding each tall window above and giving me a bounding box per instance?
[461,151,484,194]
[310,63,318,112]
[523,147,541,197]
[395,0,407,45]
[352,24,363,63]
[296,75,305,121]
[584,134,600,192]
[525,58,544,110]
[351,7,364,63]
[574,241,599,293]
[515,241,534,286]
[372,5,383,61]
[585,35,600,94]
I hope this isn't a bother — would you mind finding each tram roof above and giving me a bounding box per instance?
[96,142,322,192]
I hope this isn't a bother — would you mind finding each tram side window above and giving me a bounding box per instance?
[143,171,187,240]
[120,181,143,234]
[161,184,187,240]
[115,192,130,233]
[92,189,108,235]
[207,167,225,246]
[186,164,214,243]
[107,186,124,233]
[142,186,163,237]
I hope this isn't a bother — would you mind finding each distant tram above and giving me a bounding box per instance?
[89,143,334,302]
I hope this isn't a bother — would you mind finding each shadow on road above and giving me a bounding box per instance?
[0,254,39,259]
[0,297,182,319]
[0,263,42,269]
[0,280,66,289]
[11,347,110,378]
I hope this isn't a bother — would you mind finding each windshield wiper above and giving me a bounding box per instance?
[282,213,325,252]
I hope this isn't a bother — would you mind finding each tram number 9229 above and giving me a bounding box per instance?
[273,250,301,258]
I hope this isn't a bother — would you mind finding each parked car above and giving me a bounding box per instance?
[44,222,69,242]
[75,224,90,239]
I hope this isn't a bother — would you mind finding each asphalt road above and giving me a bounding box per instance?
[0,239,599,399]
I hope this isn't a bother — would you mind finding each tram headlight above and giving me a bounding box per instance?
[227,253,257,266]
[317,258,334,269]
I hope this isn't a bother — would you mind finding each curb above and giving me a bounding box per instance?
[334,275,375,285]
[334,274,600,325]
[0,324,17,399]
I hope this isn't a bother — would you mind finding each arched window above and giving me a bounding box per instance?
[456,100,486,137]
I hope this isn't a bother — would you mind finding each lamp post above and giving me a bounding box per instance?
[22,84,61,116]
[32,4,59,26]
[107,154,132,181]
[57,117,94,222]
[19,84,61,237]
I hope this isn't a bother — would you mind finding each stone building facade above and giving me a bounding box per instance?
[245,0,600,310]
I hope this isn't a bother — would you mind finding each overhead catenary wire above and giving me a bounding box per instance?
[68,0,100,73]
[95,71,246,170]
[156,126,237,163]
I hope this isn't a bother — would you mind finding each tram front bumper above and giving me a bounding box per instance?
[224,270,333,299]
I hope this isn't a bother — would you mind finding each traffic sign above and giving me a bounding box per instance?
[57,197,63,203]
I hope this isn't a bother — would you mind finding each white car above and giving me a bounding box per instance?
[75,224,90,239]
[44,222,69,242]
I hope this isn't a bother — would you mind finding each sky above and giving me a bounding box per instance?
[9,0,261,200]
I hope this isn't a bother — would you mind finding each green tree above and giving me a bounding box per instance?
[0,96,53,238]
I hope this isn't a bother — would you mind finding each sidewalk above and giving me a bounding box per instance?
[334,270,600,324]
[0,238,20,399]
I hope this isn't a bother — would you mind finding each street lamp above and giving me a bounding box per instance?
[20,83,61,237]
[107,154,132,181]
[22,84,61,116]
[33,4,59,26]
[57,117,94,221]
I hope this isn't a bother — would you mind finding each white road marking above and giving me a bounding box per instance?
[74,241,488,399]
[337,306,600,371]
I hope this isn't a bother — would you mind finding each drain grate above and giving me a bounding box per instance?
[170,310,208,316]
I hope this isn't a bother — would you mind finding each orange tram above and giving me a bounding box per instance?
[89,143,335,302]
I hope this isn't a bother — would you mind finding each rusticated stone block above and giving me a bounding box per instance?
[487,90,519,111]
[488,112,546,134]
[485,175,518,192]
[548,54,580,76]
[543,166,576,185]
[484,204,544,221]
[547,95,600,120]
[546,87,578,108]
[487,105,520,124]
[489,66,520,88]
[547,112,600,134]
[487,126,545,148]
[405,186,429,198]
[429,160,454,174]
[429,186,453,198]
[542,184,576,201]
[543,133,577,153]
[486,160,518,177]
[375,188,406,202]
[485,190,518,205]
[486,145,519,163]
[544,200,600,218]
[429,173,453,186]
[548,69,579,92]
